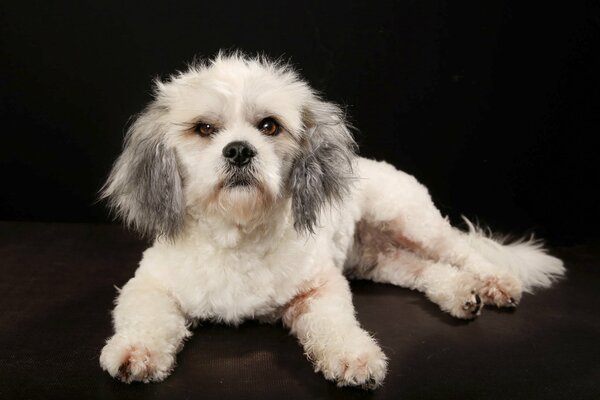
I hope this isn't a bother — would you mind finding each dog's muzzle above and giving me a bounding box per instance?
[222,141,256,167]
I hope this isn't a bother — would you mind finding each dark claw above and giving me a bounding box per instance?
[475,294,481,305]
[361,376,379,390]
[118,362,131,383]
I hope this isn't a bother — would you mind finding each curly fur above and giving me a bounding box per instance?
[101,105,185,239]
[290,100,356,233]
[100,52,565,389]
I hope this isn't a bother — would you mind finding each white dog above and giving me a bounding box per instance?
[99,52,565,389]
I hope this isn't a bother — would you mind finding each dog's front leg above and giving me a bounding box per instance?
[100,276,191,383]
[282,267,387,389]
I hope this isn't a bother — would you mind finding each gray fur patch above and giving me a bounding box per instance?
[290,100,357,234]
[101,104,185,240]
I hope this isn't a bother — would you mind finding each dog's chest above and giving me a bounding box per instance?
[139,234,315,324]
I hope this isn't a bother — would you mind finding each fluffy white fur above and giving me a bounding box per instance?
[99,53,565,389]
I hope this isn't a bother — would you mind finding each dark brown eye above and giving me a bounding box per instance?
[257,117,280,136]
[194,122,216,137]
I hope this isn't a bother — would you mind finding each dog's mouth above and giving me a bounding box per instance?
[225,178,253,188]
[222,171,259,189]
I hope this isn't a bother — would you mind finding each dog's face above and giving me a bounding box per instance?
[169,58,313,228]
[103,54,356,240]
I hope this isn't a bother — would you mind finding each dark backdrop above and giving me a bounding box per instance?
[1,1,599,245]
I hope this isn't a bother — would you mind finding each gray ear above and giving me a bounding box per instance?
[101,104,185,240]
[290,100,357,234]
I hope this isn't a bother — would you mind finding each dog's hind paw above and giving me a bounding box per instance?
[478,273,523,308]
[462,290,483,316]
[427,273,484,319]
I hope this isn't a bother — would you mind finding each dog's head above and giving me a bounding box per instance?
[102,53,356,240]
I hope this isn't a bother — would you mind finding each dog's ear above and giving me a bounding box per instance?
[101,103,185,240]
[290,99,357,234]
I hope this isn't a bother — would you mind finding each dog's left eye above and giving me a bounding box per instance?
[257,117,280,136]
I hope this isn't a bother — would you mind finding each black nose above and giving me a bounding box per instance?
[222,141,256,167]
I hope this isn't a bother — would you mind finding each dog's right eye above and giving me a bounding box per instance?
[194,122,216,137]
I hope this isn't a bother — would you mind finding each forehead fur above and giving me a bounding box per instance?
[155,53,315,135]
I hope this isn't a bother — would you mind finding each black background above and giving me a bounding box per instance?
[1,1,599,245]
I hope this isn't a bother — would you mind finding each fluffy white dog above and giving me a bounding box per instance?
[99,52,565,388]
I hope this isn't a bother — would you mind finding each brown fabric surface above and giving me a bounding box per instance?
[0,221,598,400]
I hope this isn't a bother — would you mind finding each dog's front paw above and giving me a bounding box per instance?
[478,273,522,308]
[316,334,388,389]
[100,335,175,383]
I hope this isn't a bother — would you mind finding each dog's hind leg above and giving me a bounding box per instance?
[346,230,484,319]
[352,158,523,309]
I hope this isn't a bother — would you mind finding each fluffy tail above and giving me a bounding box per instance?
[462,218,566,293]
